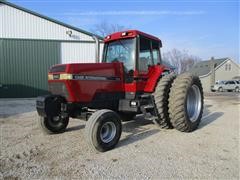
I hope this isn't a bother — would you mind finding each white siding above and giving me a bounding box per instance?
[200,76,211,92]
[61,42,96,63]
[0,4,94,41]
[215,60,240,81]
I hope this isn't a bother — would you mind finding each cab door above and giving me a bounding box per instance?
[135,36,161,92]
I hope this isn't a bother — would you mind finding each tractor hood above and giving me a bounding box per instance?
[48,62,125,102]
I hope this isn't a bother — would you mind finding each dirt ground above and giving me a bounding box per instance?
[0,93,239,179]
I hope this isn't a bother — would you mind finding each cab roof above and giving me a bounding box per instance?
[104,30,162,45]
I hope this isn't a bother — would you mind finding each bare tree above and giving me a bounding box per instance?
[162,49,200,74]
[91,21,128,37]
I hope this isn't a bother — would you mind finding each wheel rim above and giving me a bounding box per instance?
[186,85,202,122]
[100,122,116,143]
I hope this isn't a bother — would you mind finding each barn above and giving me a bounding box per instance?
[0,0,103,98]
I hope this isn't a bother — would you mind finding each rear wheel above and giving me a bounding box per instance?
[169,73,203,132]
[39,116,69,134]
[153,74,176,128]
[85,109,122,152]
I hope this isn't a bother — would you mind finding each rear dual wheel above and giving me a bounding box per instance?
[153,73,203,132]
[153,74,176,128]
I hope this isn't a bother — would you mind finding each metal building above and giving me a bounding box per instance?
[0,1,103,98]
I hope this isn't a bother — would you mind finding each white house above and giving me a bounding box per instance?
[189,57,240,92]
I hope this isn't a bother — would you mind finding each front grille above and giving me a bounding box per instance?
[48,82,69,99]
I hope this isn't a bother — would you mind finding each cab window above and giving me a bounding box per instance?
[104,38,135,72]
[139,37,153,72]
[152,41,160,65]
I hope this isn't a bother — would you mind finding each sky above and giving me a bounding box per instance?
[10,0,239,63]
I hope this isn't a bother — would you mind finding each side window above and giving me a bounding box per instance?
[229,64,231,71]
[152,41,160,65]
[225,64,232,71]
[139,37,153,72]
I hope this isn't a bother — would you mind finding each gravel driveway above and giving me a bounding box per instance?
[0,93,239,179]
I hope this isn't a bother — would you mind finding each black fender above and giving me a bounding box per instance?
[36,95,67,117]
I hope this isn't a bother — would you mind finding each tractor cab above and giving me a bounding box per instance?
[102,30,164,83]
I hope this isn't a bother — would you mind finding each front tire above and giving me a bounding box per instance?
[85,109,122,152]
[169,73,204,132]
[39,116,69,134]
[153,74,176,128]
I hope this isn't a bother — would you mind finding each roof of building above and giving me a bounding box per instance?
[189,58,229,76]
[0,0,103,40]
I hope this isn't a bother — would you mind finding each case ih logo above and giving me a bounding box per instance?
[49,74,121,81]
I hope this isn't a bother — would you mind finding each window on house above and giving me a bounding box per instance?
[225,64,232,71]
[228,64,231,71]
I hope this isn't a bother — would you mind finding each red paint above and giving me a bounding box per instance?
[48,30,169,103]
[49,63,125,102]
[124,65,165,93]
[104,30,162,46]
[48,63,167,102]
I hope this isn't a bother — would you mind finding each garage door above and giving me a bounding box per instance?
[0,39,60,98]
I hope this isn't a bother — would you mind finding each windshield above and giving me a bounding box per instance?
[104,38,135,72]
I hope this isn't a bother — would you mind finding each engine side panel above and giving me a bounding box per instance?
[48,63,125,103]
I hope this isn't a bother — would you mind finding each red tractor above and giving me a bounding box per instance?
[36,30,204,152]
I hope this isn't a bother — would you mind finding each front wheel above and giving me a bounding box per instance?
[169,73,204,132]
[85,109,122,152]
[39,116,69,134]
[235,87,239,92]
